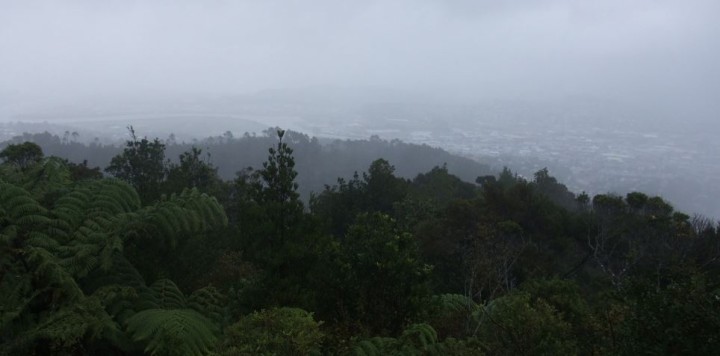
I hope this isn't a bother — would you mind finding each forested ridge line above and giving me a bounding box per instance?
[0,128,492,200]
[1,129,718,355]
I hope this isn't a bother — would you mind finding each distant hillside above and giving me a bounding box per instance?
[0,128,493,199]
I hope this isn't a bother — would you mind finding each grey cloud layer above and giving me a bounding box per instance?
[1,0,718,117]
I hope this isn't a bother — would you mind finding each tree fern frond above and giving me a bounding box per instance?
[20,157,72,200]
[0,182,47,225]
[171,188,228,228]
[148,279,186,309]
[399,323,439,349]
[97,178,142,212]
[3,296,118,355]
[60,245,99,278]
[352,324,443,356]
[91,285,139,322]
[46,219,72,241]
[434,293,478,314]
[125,308,219,356]
[82,255,147,293]
[0,229,13,245]
[14,214,51,228]
[188,285,227,325]
[0,261,34,333]
[25,232,57,249]
[98,236,123,271]
[79,254,148,324]
[24,247,85,303]
[51,189,92,228]
[353,337,397,356]
[123,190,227,251]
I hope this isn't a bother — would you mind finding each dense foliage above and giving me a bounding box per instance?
[1,129,719,355]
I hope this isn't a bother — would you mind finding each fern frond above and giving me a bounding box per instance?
[353,324,443,356]
[80,254,152,323]
[171,188,228,228]
[90,285,139,322]
[188,285,227,325]
[95,178,142,213]
[59,244,100,278]
[353,337,398,356]
[0,261,34,333]
[51,188,92,228]
[22,297,116,351]
[0,182,47,228]
[434,293,478,314]
[82,255,148,296]
[25,232,58,249]
[122,190,227,250]
[149,279,187,309]
[399,323,439,350]
[125,308,219,356]
[24,247,85,303]
[20,157,72,200]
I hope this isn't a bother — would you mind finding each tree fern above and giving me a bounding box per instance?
[0,179,132,282]
[399,323,440,350]
[188,285,227,326]
[148,279,187,309]
[19,157,73,201]
[91,285,139,321]
[125,308,219,356]
[4,297,119,355]
[50,182,225,281]
[0,182,48,234]
[1,171,228,354]
[87,179,142,216]
[0,244,119,355]
[24,246,85,303]
[220,307,324,355]
[82,254,148,292]
[170,188,228,228]
[352,324,445,356]
[0,259,34,335]
[82,255,149,324]
[353,337,399,356]
[50,186,93,230]
[123,188,227,251]
[434,294,478,314]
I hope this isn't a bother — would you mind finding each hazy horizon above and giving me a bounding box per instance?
[2,0,719,124]
[2,0,720,219]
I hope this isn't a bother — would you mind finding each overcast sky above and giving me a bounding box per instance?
[1,0,719,118]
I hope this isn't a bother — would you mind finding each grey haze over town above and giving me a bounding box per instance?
[1,0,719,218]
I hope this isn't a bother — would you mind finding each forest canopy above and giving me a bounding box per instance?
[1,129,719,355]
